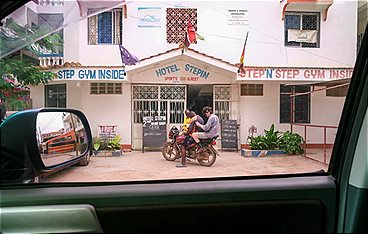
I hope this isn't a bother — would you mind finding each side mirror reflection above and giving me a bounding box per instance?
[36,112,88,167]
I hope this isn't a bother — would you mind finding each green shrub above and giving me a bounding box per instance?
[278,131,304,155]
[247,124,304,155]
[247,124,281,150]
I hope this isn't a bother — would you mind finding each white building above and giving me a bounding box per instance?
[28,0,357,150]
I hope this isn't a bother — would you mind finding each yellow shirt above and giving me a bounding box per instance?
[182,116,191,131]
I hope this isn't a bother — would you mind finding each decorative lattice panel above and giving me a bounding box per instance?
[166,8,197,44]
[133,86,159,99]
[214,86,231,100]
[160,86,185,100]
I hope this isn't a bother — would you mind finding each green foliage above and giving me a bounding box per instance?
[0,57,54,110]
[92,135,121,151]
[262,124,281,150]
[247,124,304,155]
[108,135,122,150]
[92,137,101,151]
[248,124,281,150]
[278,131,305,155]
[0,18,57,57]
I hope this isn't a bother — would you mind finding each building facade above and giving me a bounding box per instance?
[29,0,357,150]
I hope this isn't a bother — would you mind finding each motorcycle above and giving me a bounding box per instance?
[162,126,219,167]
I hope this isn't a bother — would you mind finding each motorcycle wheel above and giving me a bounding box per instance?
[162,142,180,161]
[197,146,217,167]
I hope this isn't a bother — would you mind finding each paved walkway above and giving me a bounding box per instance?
[43,149,329,183]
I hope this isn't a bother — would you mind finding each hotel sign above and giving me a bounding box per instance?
[154,63,210,82]
[54,68,127,81]
[237,68,353,81]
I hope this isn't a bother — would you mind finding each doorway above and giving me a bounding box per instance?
[187,85,213,122]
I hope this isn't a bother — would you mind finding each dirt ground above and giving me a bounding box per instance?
[42,149,330,183]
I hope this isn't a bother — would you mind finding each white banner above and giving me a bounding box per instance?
[237,68,353,81]
[54,68,127,81]
[138,7,162,28]
[288,29,318,43]
[227,9,248,26]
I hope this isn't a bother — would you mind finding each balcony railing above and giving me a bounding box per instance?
[39,54,64,67]
[38,0,64,7]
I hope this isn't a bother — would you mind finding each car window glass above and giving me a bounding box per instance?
[1,0,366,184]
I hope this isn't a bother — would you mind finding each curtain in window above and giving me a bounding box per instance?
[88,9,122,45]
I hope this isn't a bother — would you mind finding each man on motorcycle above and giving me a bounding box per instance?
[193,106,219,154]
[176,111,204,168]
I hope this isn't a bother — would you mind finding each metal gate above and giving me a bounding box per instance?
[132,85,186,149]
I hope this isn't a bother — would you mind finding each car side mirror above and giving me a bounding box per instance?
[0,108,92,184]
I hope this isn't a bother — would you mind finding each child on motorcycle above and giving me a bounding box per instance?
[176,111,204,168]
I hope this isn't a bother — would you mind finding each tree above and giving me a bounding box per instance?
[0,57,54,111]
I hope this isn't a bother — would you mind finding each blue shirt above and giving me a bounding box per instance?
[202,114,219,138]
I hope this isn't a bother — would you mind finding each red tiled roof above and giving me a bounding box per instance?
[139,46,237,67]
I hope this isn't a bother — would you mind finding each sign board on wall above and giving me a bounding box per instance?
[227,9,248,25]
[54,68,127,81]
[138,7,162,28]
[142,116,166,152]
[237,68,353,81]
[154,63,210,82]
[221,119,238,150]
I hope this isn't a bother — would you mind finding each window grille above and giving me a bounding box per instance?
[88,9,122,45]
[280,84,310,123]
[133,85,185,124]
[90,83,122,94]
[284,12,320,48]
[166,8,197,44]
[45,84,66,108]
[241,84,263,96]
[214,85,231,121]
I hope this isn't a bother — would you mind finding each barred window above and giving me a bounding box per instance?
[284,12,320,48]
[280,84,310,124]
[90,83,122,94]
[326,85,348,97]
[88,9,122,45]
[241,84,263,96]
[45,84,66,108]
[214,85,231,121]
[132,85,185,124]
[166,8,197,44]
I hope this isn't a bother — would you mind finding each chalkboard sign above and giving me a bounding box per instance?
[221,119,238,150]
[142,116,167,152]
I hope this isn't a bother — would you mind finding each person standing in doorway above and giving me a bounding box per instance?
[193,106,219,153]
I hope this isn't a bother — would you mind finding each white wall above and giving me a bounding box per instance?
[65,1,357,67]
[30,85,44,108]
[239,82,281,145]
[239,82,345,145]
[80,82,132,144]
[31,81,132,145]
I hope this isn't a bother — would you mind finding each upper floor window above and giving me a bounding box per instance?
[284,12,320,48]
[88,9,122,45]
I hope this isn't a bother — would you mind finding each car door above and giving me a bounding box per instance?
[1,1,367,233]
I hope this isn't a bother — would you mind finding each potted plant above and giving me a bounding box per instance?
[278,131,304,155]
[243,124,304,157]
[108,135,122,156]
[92,137,101,156]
